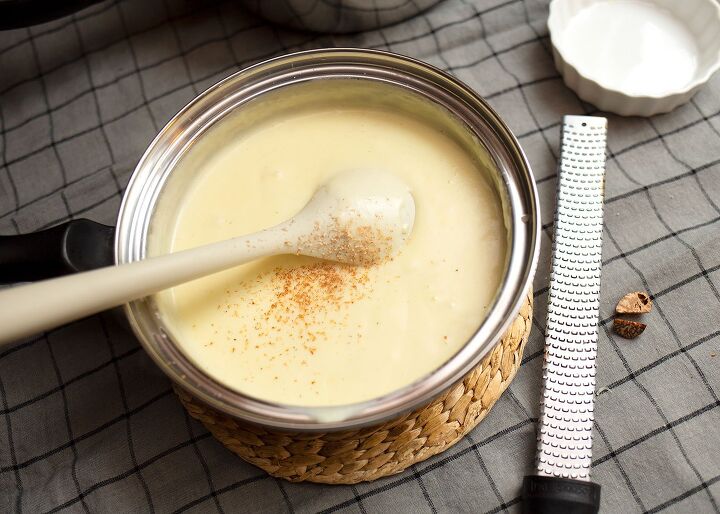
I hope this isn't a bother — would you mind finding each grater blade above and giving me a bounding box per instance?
[535,115,608,481]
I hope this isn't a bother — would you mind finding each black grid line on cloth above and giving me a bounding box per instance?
[116,3,161,132]
[170,474,269,514]
[418,4,451,71]
[69,14,125,209]
[411,463,438,514]
[0,164,113,221]
[599,228,720,509]
[646,474,720,514]
[99,315,156,512]
[521,0,552,54]
[69,15,118,132]
[612,107,720,161]
[37,189,121,229]
[592,400,720,470]
[43,337,92,513]
[691,96,720,143]
[504,385,534,426]
[484,496,521,514]
[603,330,720,393]
[23,30,74,218]
[593,421,646,511]
[649,118,720,209]
[350,484,369,514]
[471,3,558,159]
[482,74,560,102]
[603,214,720,267]
[0,102,21,217]
[647,113,720,217]
[0,371,22,511]
[45,431,215,512]
[0,388,173,473]
[182,410,224,514]
[474,102,720,184]
[447,35,549,73]
[604,156,720,205]
[641,185,720,397]
[274,477,296,514]
[215,2,249,71]
[465,432,509,513]
[159,0,200,99]
[0,333,47,360]
[0,345,141,416]
[359,0,518,52]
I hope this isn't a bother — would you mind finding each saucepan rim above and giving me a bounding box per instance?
[116,48,541,431]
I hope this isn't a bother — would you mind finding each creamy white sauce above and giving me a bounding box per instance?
[559,0,698,96]
[155,107,506,406]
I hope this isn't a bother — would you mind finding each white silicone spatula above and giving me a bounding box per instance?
[0,170,415,345]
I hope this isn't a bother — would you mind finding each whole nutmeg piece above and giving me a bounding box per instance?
[613,319,646,339]
[616,291,652,314]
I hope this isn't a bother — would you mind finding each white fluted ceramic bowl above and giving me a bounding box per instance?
[549,0,720,116]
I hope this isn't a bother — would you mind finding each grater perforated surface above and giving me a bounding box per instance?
[536,115,608,481]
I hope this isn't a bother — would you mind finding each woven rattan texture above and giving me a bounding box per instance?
[176,294,533,484]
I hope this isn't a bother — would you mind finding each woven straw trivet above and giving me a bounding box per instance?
[176,292,532,484]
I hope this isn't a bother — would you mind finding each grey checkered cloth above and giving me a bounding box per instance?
[1,0,719,512]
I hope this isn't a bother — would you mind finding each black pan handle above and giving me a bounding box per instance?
[0,219,115,283]
[0,0,105,30]
[522,476,601,514]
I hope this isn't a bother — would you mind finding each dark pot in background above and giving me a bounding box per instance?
[0,0,103,30]
[238,0,445,33]
[0,0,444,32]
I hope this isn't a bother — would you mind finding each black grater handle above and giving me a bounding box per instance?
[522,475,601,514]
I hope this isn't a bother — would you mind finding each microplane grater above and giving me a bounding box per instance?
[523,115,607,514]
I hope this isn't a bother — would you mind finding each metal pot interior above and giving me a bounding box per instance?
[116,49,540,431]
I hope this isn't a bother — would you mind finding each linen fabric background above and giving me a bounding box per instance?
[0,0,719,512]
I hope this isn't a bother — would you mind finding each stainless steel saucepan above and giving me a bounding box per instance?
[0,49,540,432]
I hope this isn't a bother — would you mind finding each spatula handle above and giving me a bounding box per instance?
[0,231,280,345]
